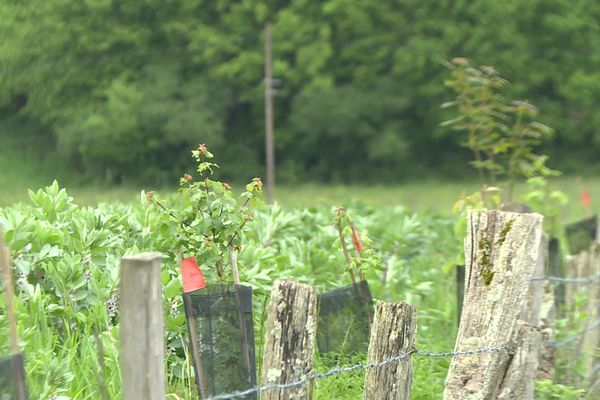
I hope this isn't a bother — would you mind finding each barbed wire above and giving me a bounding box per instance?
[547,317,600,349]
[201,314,600,399]
[531,272,600,285]
[204,345,514,400]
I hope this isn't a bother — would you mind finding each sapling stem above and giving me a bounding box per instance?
[336,213,357,285]
[347,217,366,281]
[183,296,209,399]
[228,245,252,378]
[228,245,240,286]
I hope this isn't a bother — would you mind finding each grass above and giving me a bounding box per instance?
[1,143,597,399]
[2,176,597,225]
[1,132,597,222]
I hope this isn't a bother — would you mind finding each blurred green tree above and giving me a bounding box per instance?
[0,0,598,183]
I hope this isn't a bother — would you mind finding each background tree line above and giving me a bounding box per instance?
[1,0,599,184]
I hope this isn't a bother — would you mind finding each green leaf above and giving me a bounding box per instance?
[164,278,181,300]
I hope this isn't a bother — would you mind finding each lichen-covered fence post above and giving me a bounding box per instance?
[119,253,165,400]
[261,280,318,400]
[363,301,416,400]
[443,210,544,400]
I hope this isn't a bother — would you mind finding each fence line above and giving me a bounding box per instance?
[205,345,514,400]
[203,245,600,399]
[530,272,600,285]
[200,303,600,399]
[547,317,600,349]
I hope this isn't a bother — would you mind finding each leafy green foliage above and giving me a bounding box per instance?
[0,181,462,398]
[332,206,381,283]
[148,144,264,283]
[0,179,594,398]
[521,177,569,236]
[443,58,557,203]
[535,379,586,399]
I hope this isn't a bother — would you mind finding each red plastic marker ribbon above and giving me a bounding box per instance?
[581,190,591,208]
[180,256,206,293]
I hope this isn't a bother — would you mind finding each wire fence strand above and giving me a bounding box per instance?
[199,270,600,400]
[530,272,600,285]
[202,315,600,399]
[547,317,600,349]
[204,345,514,400]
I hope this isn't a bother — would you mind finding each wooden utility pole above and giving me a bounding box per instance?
[120,253,165,400]
[264,23,275,204]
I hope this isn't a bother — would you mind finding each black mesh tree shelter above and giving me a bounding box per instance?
[183,284,257,400]
[0,354,28,400]
[565,216,598,254]
[317,280,373,355]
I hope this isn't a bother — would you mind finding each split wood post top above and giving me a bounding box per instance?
[443,210,543,400]
[119,252,165,400]
[261,279,317,400]
[364,301,416,400]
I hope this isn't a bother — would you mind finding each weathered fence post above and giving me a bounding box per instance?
[0,239,28,400]
[497,321,542,399]
[119,253,165,400]
[443,210,543,400]
[548,238,564,313]
[456,265,465,325]
[363,301,416,400]
[261,279,318,400]
[564,243,600,387]
[522,234,547,325]
[536,281,557,381]
[520,234,558,382]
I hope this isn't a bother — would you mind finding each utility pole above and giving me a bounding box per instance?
[264,23,275,204]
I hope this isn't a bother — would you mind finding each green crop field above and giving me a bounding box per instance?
[0,124,597,399]
[0,176,596,398]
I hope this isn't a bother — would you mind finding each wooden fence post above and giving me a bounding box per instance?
[497,321,542,399]
[363,301,416,400]
[521,234,547,325]
[443,210,543,400]
[261,280,317,400]
[536,281,557,381]
[119,252,165,400]
[520,234,558,382]
[0,239,28,400]
[456,265,465,325]
[548,238,564,313]
[564,243,600,387]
